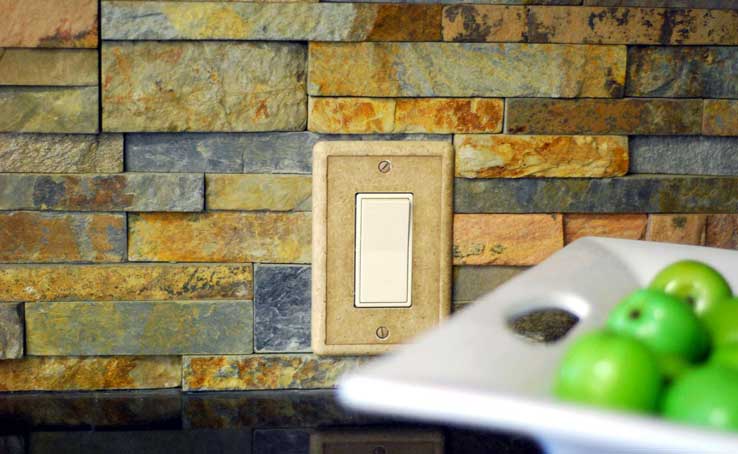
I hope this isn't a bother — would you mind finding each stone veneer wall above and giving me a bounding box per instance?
[0,0,737,391]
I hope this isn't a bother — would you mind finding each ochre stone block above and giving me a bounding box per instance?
[102,42,306,132]
[704,100,738,136]
[455,134,627,178]
[646,214,707,245]
[0,264,253,302]
[706,215,738,249]
[0,134,122,173]
[453,214,564,265]
[0,49,97,86]
[0,303,23,359]
[506,99,702,135]
[183,355,366,391]
[206,174,311,211]
[0,87,98,133]
[442,5,526,42]
[394,98,503,133]
[308,42,625,98]
[0,357,181,391]
[129,212,311,263]
[564,214,648,243]
[0,212,125,263]
[364,4,443,41]
[0,0,98,48]
[308,98,395,134]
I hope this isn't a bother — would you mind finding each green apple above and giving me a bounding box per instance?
[662,365,738,432]
[606,289,710,364]
[649,260,731,318]
[709,344,738,370]
[659,354,694,384]
[554,330,662,413]
[702,298,738,347]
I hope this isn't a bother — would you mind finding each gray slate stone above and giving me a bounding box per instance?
[254,430,310,454]
[630,136,738,176]
[453,266,527,304]
[0,303,23,359]
[455,176,738,213]
[255,265,311,353]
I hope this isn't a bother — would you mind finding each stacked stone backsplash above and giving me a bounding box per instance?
[0,0,737,392]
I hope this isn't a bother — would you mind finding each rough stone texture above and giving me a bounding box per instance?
[254,430,310,454]
[453,214,563,265]
[0,303,23,359]
[455,176,738,213]
[327,0,580,3]
[0,264,253,303]
[308,42,625,98]
[453,266,526,303]
[308,98,395,134]
[0,212,125,263]
[0,87,98,133]
[0,134,122,173]
[207,174,312,211]
[506,99,702,135]
[102,42,306,132]
[627,47,738,98]
[0,173,203,211]
[183,355,366,391]
[564,214,648,243]
[442,5,526,42]
[0,0,98,48]
[646,214,706,245]
[129,212,311,263]
[706,215,738,249]
[102,2,441,41]
[26,301,253,355]
[509,308,579,343]
[0,357,181,391]
[630,136,738,176]
[584,0,738,7]
[0,49,97,86]
[254,265,311,353]
[454,134,628,178]
[704,100,738,136]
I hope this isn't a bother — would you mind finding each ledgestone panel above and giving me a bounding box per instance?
[0,303,23,359]
[646,214,706,245]
[0,87,98,133]
[564,214,647,243]
[0,0,98,48]
[630,136,738,176]
[0,49,97,86]
[0,134,122,173]
[206,174,312,211]
[453,266,526,304]
[706,215,738,249]
[703,100,738,136]
[254,265,311,353]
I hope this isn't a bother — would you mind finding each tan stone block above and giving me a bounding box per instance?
[129,212,311,263]
[0,303,23,359]
[706,215,738,249]
[453,214,563,266]
[0,0,98,48]
[308,97,395,134]
[206,174,311,211]
[0,264,253,302]
[395,98,503,133]
[365,4,443,42]
[646,214,706,245]
[704,100,738,136]
[0,212,125,263]
[0,134,122,173]
[442,5,527,42]
[564,214,648,244]
[183,355,366,391]
[455,134,628,178]
[0,357,181,391]
[0,49,97,86]
[0,87,98,133]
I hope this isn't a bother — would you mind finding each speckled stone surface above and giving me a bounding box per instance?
[0,173,203,211]
[630,136,738,176]
[0,87,98,133]
[627,46,738,98]
[0,303,23,359]
[254,265,311,353]
[703,100,738,136]
[508,308,579,343]
[26,301,253,355]
[0,264,253,302]
[308,42,625,97]
[455,176,738,213]
[0,134,122,173]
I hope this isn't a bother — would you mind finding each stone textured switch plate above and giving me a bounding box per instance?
[312,141,453,355]
[310,429,444,454]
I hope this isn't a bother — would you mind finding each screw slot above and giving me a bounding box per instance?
[376,326,390,340]
[378,160,392,174]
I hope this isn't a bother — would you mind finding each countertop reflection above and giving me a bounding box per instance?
[0,390,541,453]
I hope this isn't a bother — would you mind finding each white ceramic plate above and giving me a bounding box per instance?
[338,237,738,453]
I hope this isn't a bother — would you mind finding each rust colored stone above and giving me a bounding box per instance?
[0,212,125,263]
[662,8,738,45]
[128,212,311,263]
[706,215,738,249]
[367,5,443,41]
[395,98,503,133]
[704,100,738,136]
[455,134,628,178]
[453,214,563,266]
[0,0,98,48]
[0,357,181,391]
[442,5,526,42]
[646,214,706,245]
[506,98,702,135]
[308,97,394,134]
[564,214,648,243]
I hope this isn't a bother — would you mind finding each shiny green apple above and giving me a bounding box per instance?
[649,260,731,318]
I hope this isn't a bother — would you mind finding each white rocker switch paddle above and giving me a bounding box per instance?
[354,193,413,308]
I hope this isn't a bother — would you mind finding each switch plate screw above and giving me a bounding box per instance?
[378,160,392,173]
[376,326,390,340]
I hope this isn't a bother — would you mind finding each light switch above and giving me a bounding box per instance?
[355,193,413,308]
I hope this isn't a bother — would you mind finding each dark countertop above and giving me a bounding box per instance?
[0,389,542,453]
